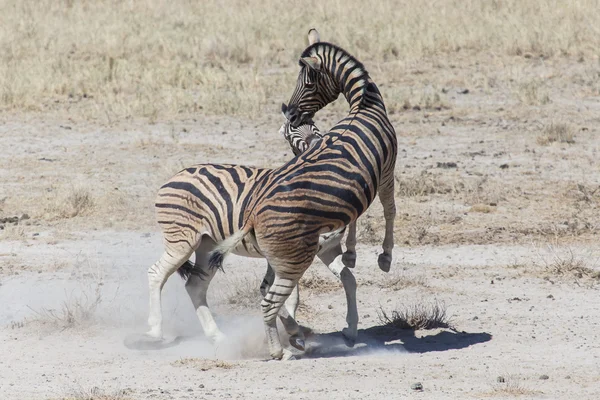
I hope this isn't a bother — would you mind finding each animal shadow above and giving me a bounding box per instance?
[300,324,492,359]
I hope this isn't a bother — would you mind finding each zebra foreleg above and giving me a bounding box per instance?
[377,177,396,272]
[146,247,194,339]
[342,221,357,269]
[318,243,358,347]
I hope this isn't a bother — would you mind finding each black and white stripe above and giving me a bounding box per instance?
[207,29,397,360]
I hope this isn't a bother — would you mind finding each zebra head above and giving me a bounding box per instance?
[282,29,339,127]
[279,119,323,157]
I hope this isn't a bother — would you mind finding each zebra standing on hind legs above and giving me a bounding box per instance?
[141,119,361,354]
[208,29,397,360]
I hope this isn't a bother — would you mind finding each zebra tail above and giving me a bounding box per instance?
[207,225,253,271]
[177,260,209,281]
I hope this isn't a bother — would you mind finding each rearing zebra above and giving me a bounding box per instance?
[208,29,397,360]
[145,120,360,353]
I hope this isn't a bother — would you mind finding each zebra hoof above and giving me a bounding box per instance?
[282,349,297,361]
[123,333,181,350]
[342,251,356,268]
[342,328,357,348]
[289,336,305,351]
[378,253,392,272]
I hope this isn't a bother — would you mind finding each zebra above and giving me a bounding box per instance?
[207,29,397,360]
[145,120,360,354]
[279,118,323,156]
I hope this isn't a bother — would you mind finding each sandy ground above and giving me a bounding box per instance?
[1,54,600,399]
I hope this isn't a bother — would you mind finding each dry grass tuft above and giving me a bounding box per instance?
[29,264,104,329]
[537,122,575,145]
[299,270,340,293]
[172,358,236,371]
[377,300,453,330]
[518,80,551,105]
[378,269,429,290]
[44,186,96,219]
[395,172,456,197]
[49,387,132,400]
[224,274,263,309]
[491,375,538,397]
[540,247,599,281]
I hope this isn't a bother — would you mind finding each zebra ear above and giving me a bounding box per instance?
[307,29,320,45]
[300,56,321,71]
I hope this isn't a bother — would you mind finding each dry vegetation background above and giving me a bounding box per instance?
[1,0,599,120]
[1,2,600,399]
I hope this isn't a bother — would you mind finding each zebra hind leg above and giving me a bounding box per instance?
[184,237,226,345]
[261,272,305,360]
[342,221,357,269]
[377,177,396,272]
[318,242,358,348]
[146,246,195,339]
[261,263,304,349]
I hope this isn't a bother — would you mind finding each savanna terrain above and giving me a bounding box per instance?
[1,1,599,399]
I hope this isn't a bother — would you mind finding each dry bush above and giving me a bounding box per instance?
[538,247,599,281]
[172,358,236,370]
[224,274,263,309]
[395,172,456,197]
[537,122,575,145]
[378,269,428,290]
[44,186,96,219]
[0,223,26,239]
[377,300,453,330]
[49,387,132,400]
[299,270,340,293]
[0,0,598,121]
[491,375,538,397]
[517,80,551,105]
[29,266,104,329]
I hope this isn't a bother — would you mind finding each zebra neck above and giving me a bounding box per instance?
[304,42,369,111]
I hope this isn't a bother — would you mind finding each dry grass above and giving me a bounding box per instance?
[223,274,263,309]
[44,186,96,219]
[172,358,236,371]
[395,172,456,197]
[537,122,576,145]
[29,263,104,329]
[1,0,598,122]
[378,269,429,290]
[517,80,551,105]
[538,246,600,281]
[377,300,453,330]
[299,270,340,293]
[49,387,132,400]
[490,375,538,397]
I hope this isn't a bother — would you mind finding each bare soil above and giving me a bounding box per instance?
[1,53,600,399]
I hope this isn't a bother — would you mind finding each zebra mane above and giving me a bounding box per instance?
[300,42,369,101]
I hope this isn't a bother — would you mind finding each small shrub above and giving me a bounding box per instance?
[224,274,263,309]
[299,270,340,293]
[379,270,428,290]
[537,122,575,145]
[377,300,453,330]
[518,80,551,105]
[172,358,235,370]
[50,386,132,400]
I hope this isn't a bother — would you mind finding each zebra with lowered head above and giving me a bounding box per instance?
[208,29,397,360]
[144,119,360,355]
